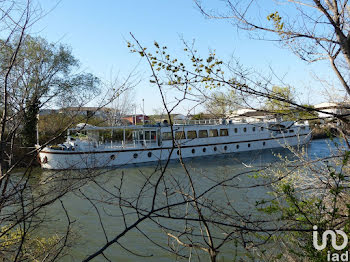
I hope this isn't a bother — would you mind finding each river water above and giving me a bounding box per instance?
[37,138,338,261]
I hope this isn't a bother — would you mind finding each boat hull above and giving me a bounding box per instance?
[39,133,311,170]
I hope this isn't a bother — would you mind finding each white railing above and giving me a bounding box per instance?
[173,117,278,126]
[99,140,158,149]
[174,119,224,125]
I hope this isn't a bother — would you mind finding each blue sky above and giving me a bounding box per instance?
[31,0,338,114]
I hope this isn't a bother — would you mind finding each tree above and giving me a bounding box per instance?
[265,86,294,111]
[0,1,74,260]
[194,0,350,96]
[0,35,100,148]
[204,90,241,117]
[105,87,136,126]
[0,1,109,261]
[21,94,40,146]
[76,34,350,262]
[4,2,347,261]
[81,37,301,262]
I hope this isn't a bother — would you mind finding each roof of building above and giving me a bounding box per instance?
[122,114,149,118]
[314,102,350,109]
[230,108,273,117]
[61,107,116,112]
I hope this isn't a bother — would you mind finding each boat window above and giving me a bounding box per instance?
[220,129,229,136]
[263,142,266,146]
[289,129,294,133]
[192,149,195,154]
[198,130,208,138]
[145,131,151,140]
[209,129,218,137]
[157,130,161,146]
[243,127,247,132]
[151,131,157,140]
[214,146,217,151]
[236,144,239,149]
[162,132,172,140]
[234,128,238,133]
[252,127,256,132]
[187,130,197,139]
[248,143,251,148]
[148,152,152,157]
[175,131,186,140]
[260,127,264,131]
[224,145,227,151]
[203,147,206,152]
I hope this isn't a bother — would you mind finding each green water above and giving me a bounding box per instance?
[35,139,336,261]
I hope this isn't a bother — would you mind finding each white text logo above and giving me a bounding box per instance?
[313,225,349,262]
[313,225,348,250]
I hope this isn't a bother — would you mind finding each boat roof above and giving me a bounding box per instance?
[68,124,160,132]
[68,118,301,132]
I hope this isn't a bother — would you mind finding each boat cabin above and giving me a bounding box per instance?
[67,124,162,149]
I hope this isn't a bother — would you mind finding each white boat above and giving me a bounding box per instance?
[38,118,311,170]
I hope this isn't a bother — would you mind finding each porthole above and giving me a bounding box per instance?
[177,150,180,155]
[214,146,217,151]
[224,145,227,151]
[252,127,256,132]
[192,149,195,154]
[248,143,251,148]
[263,142,266,146]
[133,153,138,158]
[236,144,239,149]
[203,148,206,153]
[260,127,264,131]
[110,155,116,160]
[243,127,247,132]
[148,152,152,158]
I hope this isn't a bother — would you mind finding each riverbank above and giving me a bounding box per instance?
[311,125,337,139]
